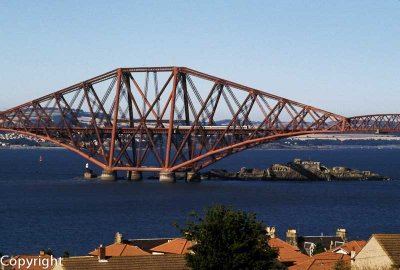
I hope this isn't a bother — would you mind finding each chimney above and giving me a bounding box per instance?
[266,227,276,239]
[350,247,356,260]
[114,232,123,244]
[286,229,297,247]
[98,244,106,261]
[336,228,347,241]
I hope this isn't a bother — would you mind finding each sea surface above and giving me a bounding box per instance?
[0,147,399,256]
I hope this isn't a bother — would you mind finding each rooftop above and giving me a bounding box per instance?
[125,238,173,252]
[331,240,367,254]
[88,243,149,257]
[3,254,58,270]
[150,238,193,255]
[373,234,400,266]
[60,254,190,270]
[288,252,350,270]
[268,238,309,265]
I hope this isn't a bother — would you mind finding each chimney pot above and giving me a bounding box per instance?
[114,232,123,244]
[98,244,106,261]
[266,227,276,239]
[286,229,298,247]
[351,250,356,260]
[336,228,347,241]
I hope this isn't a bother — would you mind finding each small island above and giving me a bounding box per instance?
[203,158,389,181]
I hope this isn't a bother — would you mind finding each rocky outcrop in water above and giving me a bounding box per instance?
[202,159,389,181]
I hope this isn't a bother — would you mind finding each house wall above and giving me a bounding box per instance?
[352,237,394,270]
[52,264,63,270]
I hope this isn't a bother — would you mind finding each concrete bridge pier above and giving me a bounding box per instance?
[159,172,176,183]
[100,170,117,181]
[83,169,96,180]
[83,163,96,179]
[186,171,201,183]
[127,171,142,181]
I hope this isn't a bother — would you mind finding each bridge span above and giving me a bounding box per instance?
[0,67,399,181]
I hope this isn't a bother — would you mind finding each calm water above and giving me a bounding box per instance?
[0,147,399,256]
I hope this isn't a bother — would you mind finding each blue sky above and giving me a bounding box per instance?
[0,0,399,116]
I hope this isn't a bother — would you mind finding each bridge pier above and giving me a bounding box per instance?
[159,172,175,183]
[84,169,96,180]
[186,171,201,183]
[127,171,142,181]
[83,163,96,179]
[100,170,117,181]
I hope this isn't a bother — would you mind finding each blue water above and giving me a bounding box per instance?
[0,147,399,256]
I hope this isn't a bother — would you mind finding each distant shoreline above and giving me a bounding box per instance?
[2,144,400,151]
[0,146,64,150]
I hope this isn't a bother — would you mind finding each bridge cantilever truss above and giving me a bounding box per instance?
[0,67,399,173]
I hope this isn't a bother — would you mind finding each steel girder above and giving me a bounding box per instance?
[0,67,398,172]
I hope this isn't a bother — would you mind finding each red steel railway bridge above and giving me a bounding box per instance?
[0,67,399,181]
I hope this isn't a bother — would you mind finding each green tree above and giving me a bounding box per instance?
[62,251,70,258]
[41,249,53,256]
[179,205,286,270]
[332,259,351,270]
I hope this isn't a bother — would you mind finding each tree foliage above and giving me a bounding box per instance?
[333,259,351,270]
[180,205,286,270]
[62,251,70,258]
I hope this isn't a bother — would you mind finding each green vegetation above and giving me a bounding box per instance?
[62,251,70,258]
[41,248,53,256]
[333,259,351,270]
[179,205,286,270]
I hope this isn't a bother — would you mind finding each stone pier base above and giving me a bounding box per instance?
[84,169,97,180]
[100,170,117,181]
[186,171,201,183]
[159,172,176,183]
[127,171,142,181]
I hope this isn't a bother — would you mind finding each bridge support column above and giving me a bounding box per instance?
[186,171,201,183]
[159,172,175,183]
[84,169,96,180]
[100,170,117,181]
[127,171,142,181]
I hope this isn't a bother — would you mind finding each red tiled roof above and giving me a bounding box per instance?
[126,238,173,252]
[89,243,150,257]
[332,240,367,254]
[268,238,309,264]
[373,234,400,266]
[289,252,350,270]
[61,254,190,270]
[150,238,193,254]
